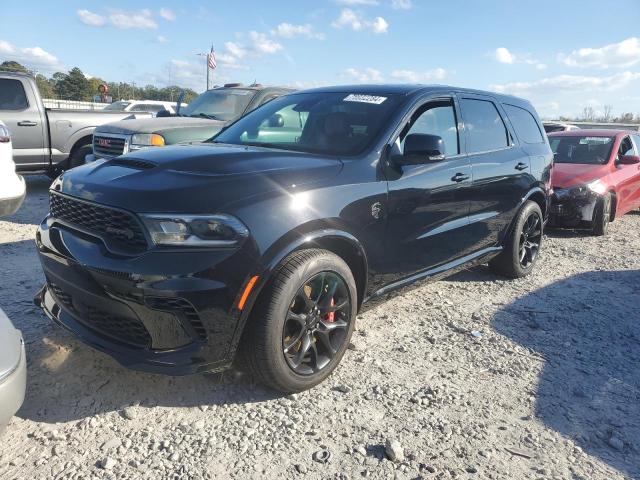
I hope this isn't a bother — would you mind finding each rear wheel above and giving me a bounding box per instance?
[489,200,543,279]
[240,249,357,393]
[592,193,611,236]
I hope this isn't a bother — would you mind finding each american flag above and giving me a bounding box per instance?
[207,46,217,70]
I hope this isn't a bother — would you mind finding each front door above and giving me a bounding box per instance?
[0,77,47,167]
[384,96,473,282]
[612,135,640,215]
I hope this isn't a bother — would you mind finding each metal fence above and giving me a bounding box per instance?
[43,99,109,110]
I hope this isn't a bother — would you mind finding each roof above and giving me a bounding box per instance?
[547,129,631,137]
[294,83,532,106]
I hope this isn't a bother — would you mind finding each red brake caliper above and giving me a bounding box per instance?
[325,298,335,322]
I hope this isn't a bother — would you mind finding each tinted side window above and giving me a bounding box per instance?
[0,79,29,110]
[504,104,544,144]
[619,136,636,156]
[401,102,459,156]
[460,98,509,153]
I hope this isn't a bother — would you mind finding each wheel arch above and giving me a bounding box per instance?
[608,189,617,221]
[229,228,369,360]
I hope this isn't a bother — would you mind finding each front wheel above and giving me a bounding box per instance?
[239,249,357,393]
[66,145,92,170]
[489,200,543,279]
[592,193,611,236]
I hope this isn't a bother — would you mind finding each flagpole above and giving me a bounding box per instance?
[196,51,210,91]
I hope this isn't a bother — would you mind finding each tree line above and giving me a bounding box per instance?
[559,105,639,124]
[0,61,199,104]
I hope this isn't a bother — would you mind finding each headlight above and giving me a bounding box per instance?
[587,179,607,195]
[130,133,165,149]
[141,214,249,246]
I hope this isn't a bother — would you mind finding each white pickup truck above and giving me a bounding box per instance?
[0,71,151,175]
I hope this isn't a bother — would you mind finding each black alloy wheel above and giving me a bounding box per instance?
[283,272,352,375]
[518,212,542,268]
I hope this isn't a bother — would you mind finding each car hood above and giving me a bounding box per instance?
[551,163,610,189]
[0,308,22,381]
[56,143,343,212]
[96,116,227,135]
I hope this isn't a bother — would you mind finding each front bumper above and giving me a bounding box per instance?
[0,175,26,216]
[0,335,26,432]
[547,188,599,228]
[35,216,259,376]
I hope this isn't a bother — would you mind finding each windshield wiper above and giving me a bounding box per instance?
[192,113,222,120]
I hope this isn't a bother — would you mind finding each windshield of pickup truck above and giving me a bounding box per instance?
[180,89,255,121]
[104,101,131,111]
[549,135,614,165]
[212,92,403,156]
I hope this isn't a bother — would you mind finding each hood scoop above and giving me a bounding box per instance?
[108,158,157,170]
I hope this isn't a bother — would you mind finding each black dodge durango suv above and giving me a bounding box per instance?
[35,85,552,392]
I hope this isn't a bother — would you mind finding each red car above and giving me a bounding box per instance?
[548,129,640,235]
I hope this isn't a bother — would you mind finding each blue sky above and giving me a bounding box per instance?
[1,0,640,118]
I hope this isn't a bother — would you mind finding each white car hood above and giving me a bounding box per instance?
[0,308,22,381]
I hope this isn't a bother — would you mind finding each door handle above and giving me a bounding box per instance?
[17,121,38,127]
[451,173,470,183]
[515,162,529,171]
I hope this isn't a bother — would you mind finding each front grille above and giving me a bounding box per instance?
[49,192,148,254]
[48,281,152,348]
[93,135,126,158]
[146,297,208,341]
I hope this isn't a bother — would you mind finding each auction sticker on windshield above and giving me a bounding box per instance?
[343,94,387,104]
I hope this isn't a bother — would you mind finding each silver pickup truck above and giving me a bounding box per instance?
[0,72,151,175]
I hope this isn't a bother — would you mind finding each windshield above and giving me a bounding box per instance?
[549,135,614,165]
[212,92,403,156]
[104,101,130,111]
[180,89,256,121]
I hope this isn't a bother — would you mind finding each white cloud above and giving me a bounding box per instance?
[493,47,546,69]
[271,23,324,40]
[0,40,16,55]
[248,31,283,54]
[490,71,640,96]
[159,8,176,21]
[224,41,247,60]
[0,40,62,72]
[156,35,168,43]
[77,9,106,27]
[391,0,412,9]
[560,37,640,69]
[390,68,448,82]
[335,0,379,5]
[494,47,515,64]
[332,9,389,34]
[343,67,384,83]
[109,9,157,29]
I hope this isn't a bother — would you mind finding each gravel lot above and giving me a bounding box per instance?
[0,176,638,480]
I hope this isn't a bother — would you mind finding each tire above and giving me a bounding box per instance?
[592,193,611,236]
[489,200,543,279]
[240,249,357,393]
[66,144,92,169]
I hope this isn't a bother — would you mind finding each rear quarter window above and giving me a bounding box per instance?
[504,104,544,144]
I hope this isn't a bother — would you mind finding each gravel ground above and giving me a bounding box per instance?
[0,175,639,480]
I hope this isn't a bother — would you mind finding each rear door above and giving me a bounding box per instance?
[0,77,47,167]
[457,95,532,253]
[385,94,474,278]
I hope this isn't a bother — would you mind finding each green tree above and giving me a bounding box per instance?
[35,73,54,98]
[0,60,28,73]
[56,67,91,101]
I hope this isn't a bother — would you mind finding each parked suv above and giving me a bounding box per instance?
[90,83,293,160]
[35,85,552,392]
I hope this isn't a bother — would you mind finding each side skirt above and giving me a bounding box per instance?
[364,246,502,303]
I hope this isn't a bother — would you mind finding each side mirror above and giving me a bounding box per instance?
[619,154,640,165]
[396,134,445,165]
[268,114,284,128]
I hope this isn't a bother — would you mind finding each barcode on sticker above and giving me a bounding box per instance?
[343,94,387,104]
